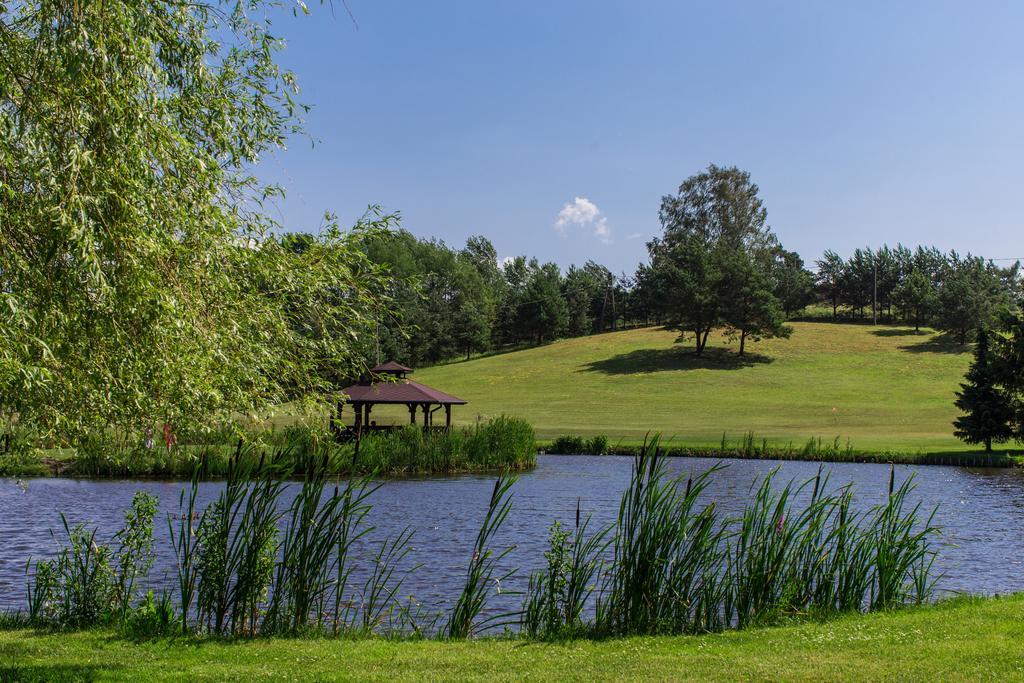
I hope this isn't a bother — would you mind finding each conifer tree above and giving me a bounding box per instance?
[953,328,1014,451]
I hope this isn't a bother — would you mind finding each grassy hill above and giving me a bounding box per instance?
[412,322,975,455]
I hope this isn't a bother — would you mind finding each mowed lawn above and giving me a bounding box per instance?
[416,322,973,453]
[2,596,1022,681]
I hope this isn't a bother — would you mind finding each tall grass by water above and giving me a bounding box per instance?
[15,435,939,642]
[592,441,938,637]
[16,416,536,479]
[543,430,1018,467]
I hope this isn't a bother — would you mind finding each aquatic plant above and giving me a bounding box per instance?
[592,437,940,636]
[596,440,730,635]
[19,432,940,642]
[25,492,158,629]
[447,475,518,638]
[522,501,610,639]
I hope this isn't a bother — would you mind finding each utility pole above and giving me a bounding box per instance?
[610,278,616,331]
[873,263,878,326]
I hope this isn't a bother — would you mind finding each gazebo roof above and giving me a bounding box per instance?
[371,361,414,375]
[343,360,465,405]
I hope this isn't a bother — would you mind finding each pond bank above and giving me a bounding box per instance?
[0,417,536,479]
[539,437,1023,468]
[0,594,1020,681]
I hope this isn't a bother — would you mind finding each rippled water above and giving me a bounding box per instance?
[2,455,1024,614]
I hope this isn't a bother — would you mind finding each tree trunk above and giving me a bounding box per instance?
[739,330,746,355]
[985,437,992,452]
[832,298,837,319]
[694,327,706,355]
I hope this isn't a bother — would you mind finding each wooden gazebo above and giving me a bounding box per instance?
[337,362,467,437]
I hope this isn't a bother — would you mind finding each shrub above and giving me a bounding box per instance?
[548,434,609,455]
[549,435,586,454]
[522,509,609,639]
[585,435,609,455]
[124,591,177,639]
[355,417,535,474]
[26,492,157,629]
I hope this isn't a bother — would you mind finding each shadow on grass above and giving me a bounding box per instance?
[897,333,968,355]
[0,664,119,681]
[871,328,930,338]
[580,347,772,375]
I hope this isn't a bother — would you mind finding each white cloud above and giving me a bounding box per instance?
[625,232,644,240]
[554,197,612,243]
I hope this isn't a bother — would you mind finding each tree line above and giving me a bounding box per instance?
[815,246,1021,342]
[345,164,1023,369]
[347,230,638,367]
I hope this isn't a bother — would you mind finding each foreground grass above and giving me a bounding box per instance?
[417,322,978,455]
[1,596,1022,681]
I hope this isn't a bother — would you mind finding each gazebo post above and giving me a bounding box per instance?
[408,403,417,425]
[445,404,452,430]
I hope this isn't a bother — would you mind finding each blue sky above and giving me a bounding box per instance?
[260,1,1024,273]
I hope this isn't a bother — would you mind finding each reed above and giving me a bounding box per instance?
[547,434,610,455]
[264,458,367,635]
[169,468,202,635]
[17,432,941,643]
[446,475,518,638]
[595,440,731,636]
[522,500,610,639]
[355,417,535,475]
[589,436,940,637]
[166,442,419,638]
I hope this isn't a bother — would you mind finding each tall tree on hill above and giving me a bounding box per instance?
[843,249,875,320]
[648,165,791,356]
[719,250,792,354]
[518,262,568,344]
[495,256,530,345]
[461,235,505,315]
[815,251,845,319]
[893,268,938,332]
[770,248,815,318]
[646,237,722,355]
[581,261,617,333]
[993,311,1024,440]
[953,329,1014,452]
[937,255,1014,344]
[563,265,601,337]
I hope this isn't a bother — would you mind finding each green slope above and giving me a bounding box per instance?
[413,322,974,454]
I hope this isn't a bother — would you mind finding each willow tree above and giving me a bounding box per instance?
[0,1,394,442]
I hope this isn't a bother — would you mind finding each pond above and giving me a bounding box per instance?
[2,455,1023,616]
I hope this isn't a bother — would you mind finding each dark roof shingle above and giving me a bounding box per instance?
[341,379,466,405]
